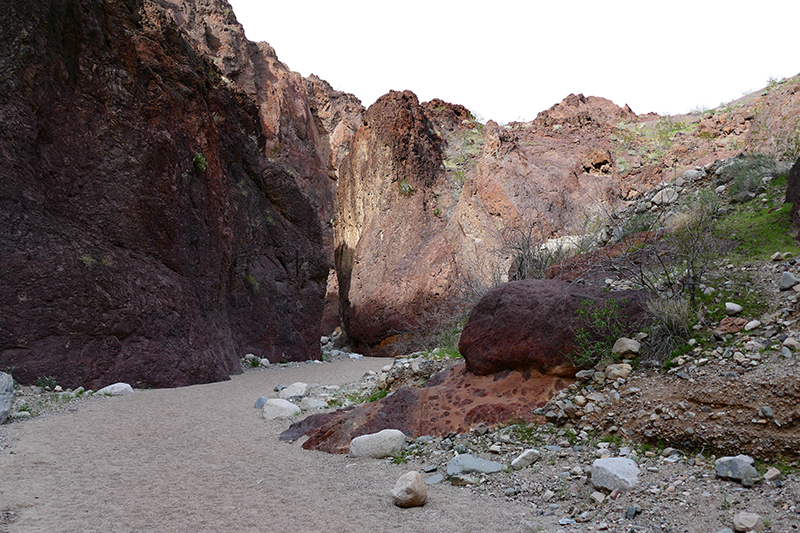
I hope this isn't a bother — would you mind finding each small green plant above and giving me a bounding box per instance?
[279,357,288,364]
[653,116,686,150]
[250,358,260,368]
[193,153,207,172]
[80,254,95,267]
[392,449,409,464]
[366,389,388,403]
[244,274,261,292]
[614,124,638,150]
[720,492,730,510]
[433,208,441,217]
[572,299,627,367]
[398,178,414,196]
[36,376,57,390]
[599,434,622,446]
[505,422,540,445]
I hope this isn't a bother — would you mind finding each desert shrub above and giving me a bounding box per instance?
[643,297,693,365]
[501,220,575,281]
[728,172,764,203]
[617,191,720,307]
[665,191,721,306]
[571,299,627,367]
[616,212,657,243]
[718,153,778,186]
[653,116,686,151]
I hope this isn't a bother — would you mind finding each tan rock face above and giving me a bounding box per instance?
[335,91,458,352]
[333,81,800,351]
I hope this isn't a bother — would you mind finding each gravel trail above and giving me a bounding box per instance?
[0,358,538,533]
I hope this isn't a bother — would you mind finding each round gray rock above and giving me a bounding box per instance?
[446,453,505,476]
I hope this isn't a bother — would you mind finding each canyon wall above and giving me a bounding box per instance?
[0,0,328,388]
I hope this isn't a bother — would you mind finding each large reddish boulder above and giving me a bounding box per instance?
[459,279,648,376]
[0,0,327,388]
[281,362,570,453]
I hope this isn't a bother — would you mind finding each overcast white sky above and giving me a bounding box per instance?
[227,0,800,124]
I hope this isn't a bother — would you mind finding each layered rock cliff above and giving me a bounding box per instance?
[0,0,328,388]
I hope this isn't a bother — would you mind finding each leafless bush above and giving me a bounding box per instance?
[615,191,721,307]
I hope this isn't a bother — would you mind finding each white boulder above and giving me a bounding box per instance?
[349,429,406,458]
[95,382,134,396]
[262,399,301,419]
[511,449,541,470]
[279,382,309,399]
[591,457,640,491]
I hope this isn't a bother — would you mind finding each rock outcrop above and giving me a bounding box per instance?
[459,280,648,376]
[335,91,458,353]
[280,362,570,454]
[0,0,327,388]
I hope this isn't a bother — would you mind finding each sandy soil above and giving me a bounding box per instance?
[0,358,548,533]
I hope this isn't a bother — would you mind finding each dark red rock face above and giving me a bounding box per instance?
[786,157,800,234]
[281,362,569,454]
[0,0,327,388]
[458,279,648,376]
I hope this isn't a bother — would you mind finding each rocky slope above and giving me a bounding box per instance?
[0,0,328,388]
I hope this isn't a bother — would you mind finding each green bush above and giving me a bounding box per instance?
[193,153,207,172]
[36,376,57,390]
[572,299,627,367]
[728,173,764,203]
